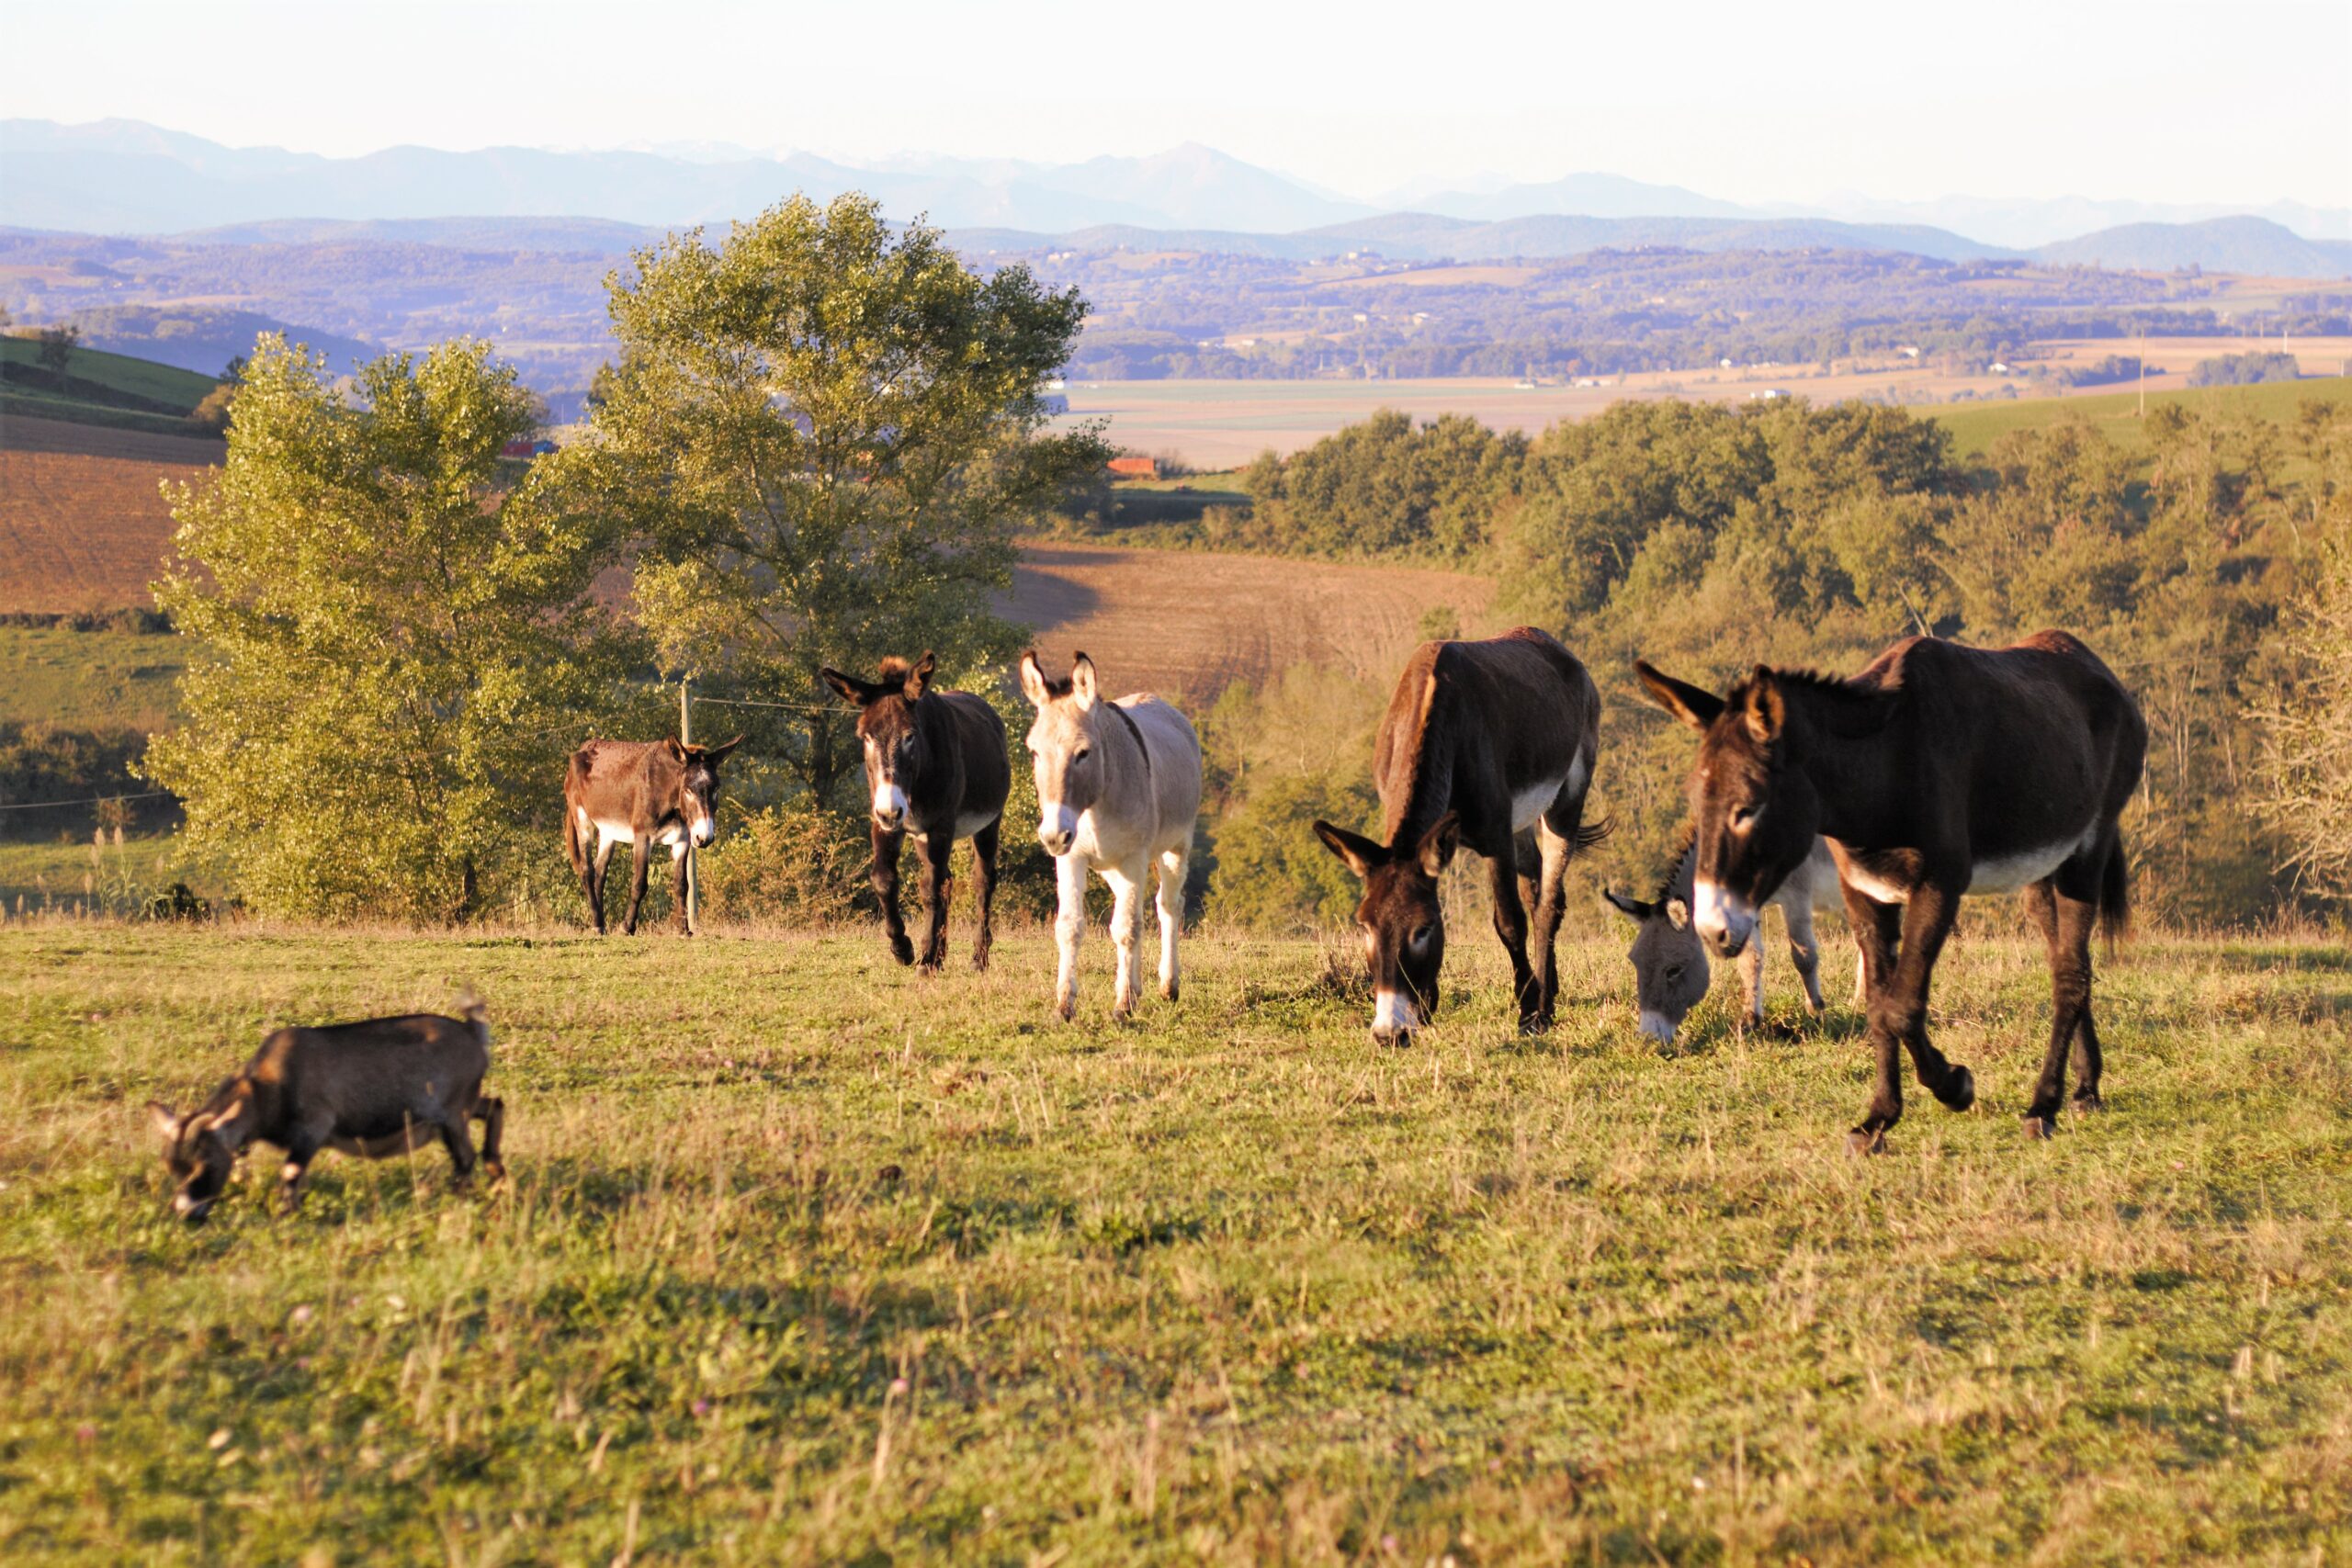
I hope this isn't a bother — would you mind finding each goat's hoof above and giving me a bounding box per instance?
[2072,1091,2106,1114]
[1939,1066,1976,1111]
[1846,1128,1887,1157]
[2020,1113,2057,1140]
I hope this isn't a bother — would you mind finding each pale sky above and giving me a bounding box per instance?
[6,0,2346,207]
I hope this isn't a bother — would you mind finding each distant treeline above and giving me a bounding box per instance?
[1175,390,2352,930]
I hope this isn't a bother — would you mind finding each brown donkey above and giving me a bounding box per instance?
[563,736,742,935]
[1635,631,2146,1151]
[1313,626,1604,1043]
[821,652,1012,972]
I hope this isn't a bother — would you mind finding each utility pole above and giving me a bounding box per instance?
[679,677,698,935]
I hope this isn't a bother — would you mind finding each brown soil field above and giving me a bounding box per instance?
[0,414,1487,701]
[0,414,222,613]
[1003,540,1492,703]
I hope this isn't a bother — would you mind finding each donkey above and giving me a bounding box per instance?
[563,735,742,935]
[1019,651,1203,1021]
[821,651,1011,973]
[1312,626,1604,1044]
[1634,630,2146,1151]
[1605,833,1861,1044]
[148,996,503,1222]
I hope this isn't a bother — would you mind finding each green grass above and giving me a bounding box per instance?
[0,336,222,418]
[1929,376,2350,465]
[1,921,2346,1562]
[0,626,188,732]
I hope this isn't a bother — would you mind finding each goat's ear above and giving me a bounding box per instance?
[147,1101,182,1142]
[704,734,744,765]
[820,667,870,706]
[1742,669,1787,746]
[904,651,936,701]
[1312,819,1385,880]
[1416,811,1461,879]
[664,736,687,761]
[1666,897,1691,931]
[1634,660,1725,732]
[1069,652,1098,709]
[1018,650,1050,709]
[1602,887,1651,920]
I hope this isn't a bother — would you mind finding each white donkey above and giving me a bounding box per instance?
[1019,651,1203,1021]
[1604,834,1864,1043]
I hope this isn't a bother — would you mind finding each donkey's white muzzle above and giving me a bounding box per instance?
[1692,877,1755,957]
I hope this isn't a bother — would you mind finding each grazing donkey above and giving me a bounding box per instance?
[563,735,742,935]
[148,997,504,1222]
[1019,651,1203,1021]
[1605,833,1861,1044]
[1313,626,1604,1044]
[821,651,1011,972]
[1635,631,2146,1152]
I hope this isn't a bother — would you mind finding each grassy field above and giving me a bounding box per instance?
[1,919,2346,1562]
[1930,376,2352,464]
[0,336,221,419]
[0,626,187,731]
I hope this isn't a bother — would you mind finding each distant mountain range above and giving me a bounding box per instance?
[3,118,2347,279]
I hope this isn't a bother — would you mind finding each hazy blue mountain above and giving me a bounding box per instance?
[1814,193,2352,248]
[1409,172,1752,222]
[2032,216,2352,278]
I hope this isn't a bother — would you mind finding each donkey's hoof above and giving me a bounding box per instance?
[1846,1128,1887,1157]
[2020,1113,2056,1140]
[1939,1066,1976,1112]
[1159,980,1179,1003]
[971,950,991,974]
[917,961,943,978]
[2072,1091,2106,1114]
[888,936,915,966]
[1054,998,1076,1023]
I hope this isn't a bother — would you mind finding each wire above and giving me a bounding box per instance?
[688,695,843,715]
[0,789,173,813]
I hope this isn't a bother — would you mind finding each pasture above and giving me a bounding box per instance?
[2,919,2346,1562]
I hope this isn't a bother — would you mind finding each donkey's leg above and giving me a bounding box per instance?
[1052,852,1089,1022]
[2021,873,2102,1135]
[1529,819,1575,1029]
[473,1095,506,1181]
[671,844,693,936]
[871,822,912,965]
[1737,934,1766,1030]
[1485,850,1539,1032]
[1102,858,1148,1021]
[588,840,618,935]
[1155,846,1187,1002]
[1888,884,1972,1115]
[620,839,653,935]
[969,820,1001,973]
[437,1114,481,1189]
[1784,897,1826,1018]
[915,831,955,975]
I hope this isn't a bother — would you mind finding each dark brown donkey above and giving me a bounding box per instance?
[821,652,1012,972]
[1313,626,1605,1043]
[1635,631,2146,1151]
[563,736,742,935]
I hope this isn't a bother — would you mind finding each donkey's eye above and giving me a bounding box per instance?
[1665,964,1685,982]
[1073,747,1091,763]
[1730,805,1758,829]
[1408,924,1434,949]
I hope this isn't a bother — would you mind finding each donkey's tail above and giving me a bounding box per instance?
[456,988,492,1050]
[1570,813,1613,855]
[562,753,589,874]
[2098,831,2131,953]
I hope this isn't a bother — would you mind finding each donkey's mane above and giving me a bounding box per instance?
[876,656,916,682]
[1649,824,1699,906]
[1733,664,1897,705]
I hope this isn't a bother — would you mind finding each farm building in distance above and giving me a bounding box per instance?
[1107,456,1159,479]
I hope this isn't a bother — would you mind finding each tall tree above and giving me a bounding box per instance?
[144,335,637,920]
[569,194,1107,806]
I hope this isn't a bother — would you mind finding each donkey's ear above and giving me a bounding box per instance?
[1742,670,1786,746]
[1602,887,1652,920]
[820,667,870,706]
[147,1101,182,1142]
[704,734,745,764]
[1018,650,1050,709]
[1665,897,1691,931]
[1634,660,1724,732]
[1312,819,1385,880]
[664,736,687,761]
[904,651,936,701]
[1069,652,1098,709]
[1416,811,1461,879]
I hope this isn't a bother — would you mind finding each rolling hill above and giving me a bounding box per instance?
[2033,215,2352,279]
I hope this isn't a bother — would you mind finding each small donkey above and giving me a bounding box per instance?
[1605,833,1863,1044]
[564,735,743,935]
[148,998,504,1223]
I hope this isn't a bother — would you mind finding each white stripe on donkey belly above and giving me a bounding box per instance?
[1841,824,2100,904]
[1509,752,1588,834]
